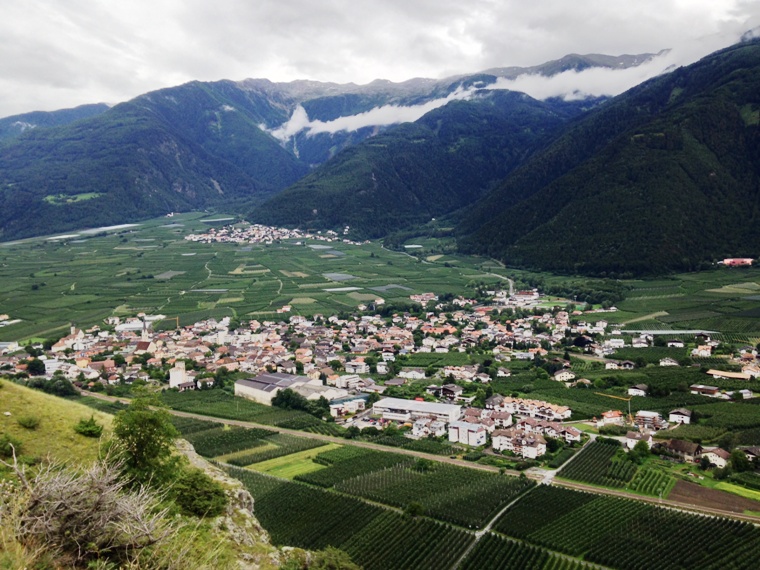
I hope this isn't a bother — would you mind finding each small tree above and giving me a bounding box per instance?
[112,398,178,486]
[0,433,23,458]
[343,426,361,439]
[730,449,753,473]
[26,358,45,376]
[311,546,361,570]
[627,440,651,464]
[405,502,425,517]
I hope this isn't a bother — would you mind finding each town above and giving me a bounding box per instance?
[3,272,759,473]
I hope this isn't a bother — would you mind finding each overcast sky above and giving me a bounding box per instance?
[1,0,758,118]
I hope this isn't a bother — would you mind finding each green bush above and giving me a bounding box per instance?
[74,415,104,438]
[16,415,40,430]
[0,433,23,457]
[172,468,228,517]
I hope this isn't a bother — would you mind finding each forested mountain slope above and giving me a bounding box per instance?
[250,91,599,237]
[458,40,760,276]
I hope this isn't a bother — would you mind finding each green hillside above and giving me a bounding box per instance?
[252,90,596,237]
[0,81,307,241]
[459,40,760,276]
[0,103,110,142]
[0,380,111,465]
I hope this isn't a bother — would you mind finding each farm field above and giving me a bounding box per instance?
[249,443,341,478]
[168,414,330,467]
[557,439,677,498]
[224,450,760,570]
[1,213,759,344]
[56,389,760,569]
[0,213,516,341]
[225,466,590,570]
[160,389,325,430]
[668,479,760,514]
[492,485,760,570]
[558,439,637,489]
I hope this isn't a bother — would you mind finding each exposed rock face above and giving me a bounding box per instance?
[175,438,281,569]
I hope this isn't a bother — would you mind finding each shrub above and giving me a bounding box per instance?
[0,433,23,458]
[16,415,40,430]
[598,424,628,436]
[74,415,104,438]
[3,458,175,567]
[171,468,228,518]
[404,501,425,517]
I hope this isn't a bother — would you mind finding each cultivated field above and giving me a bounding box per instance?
[0,213,516,341]
[3,213,759,344]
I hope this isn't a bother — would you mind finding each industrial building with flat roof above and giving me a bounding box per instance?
[235,372,347,405]
[372,397,461,423]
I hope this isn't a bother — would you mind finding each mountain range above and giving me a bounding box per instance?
[0,43,758,275]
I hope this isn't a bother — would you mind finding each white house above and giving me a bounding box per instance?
[597,410,625,427]
[398,368,427,380]
[169,361,188,389]
[329,374,363,390]
[668,408,692,425]
[412,418,447,438]
[628,384,648,397]
[345,359,369,374]
[631,336,649,348]
[702,448,731,468]
[625,431,653,450]
[604,338,625,349]
[492,428,546,459]
[329,398,366,418]
[553,369,576,383]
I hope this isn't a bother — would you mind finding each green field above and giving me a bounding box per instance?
[249,443,341,478]
[43,192,104,205]
[1,213,759,342]
[0,213,517,341]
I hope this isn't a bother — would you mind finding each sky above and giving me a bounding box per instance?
[1,0,759,118]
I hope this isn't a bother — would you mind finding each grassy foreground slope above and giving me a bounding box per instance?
[0,381,112,464]
[0,384,305,570]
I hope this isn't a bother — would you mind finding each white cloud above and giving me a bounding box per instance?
[486,27,752,100]
[266,26,752,142]
[0,1,757,117]
[268,87,477,141]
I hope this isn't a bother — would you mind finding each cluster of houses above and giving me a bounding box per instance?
[0,286,594,389]
[601,405,757,470]
[625,432,759,470]
[597,408,695,431]
[5,267,760,469]
[184,223,365,246]
[364,393,577,459]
